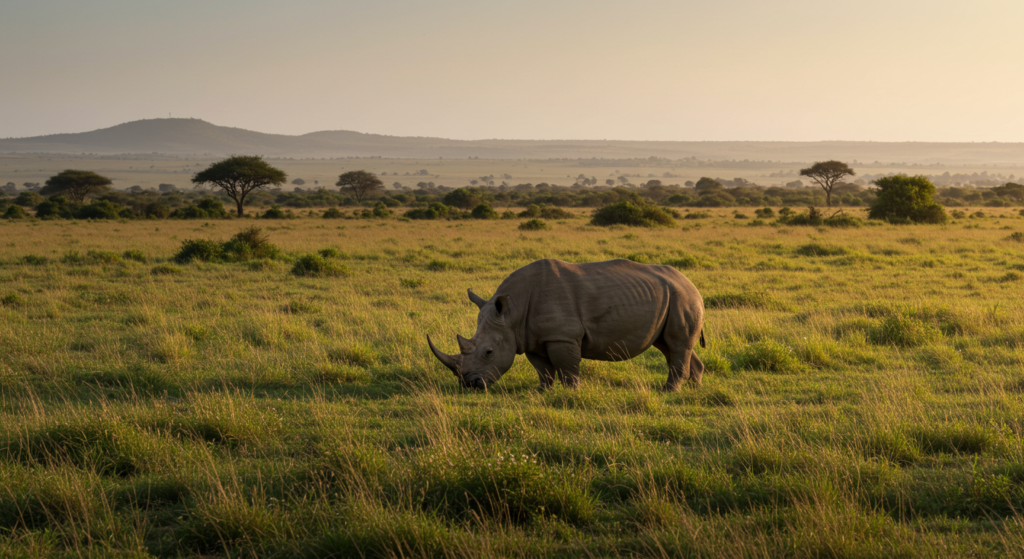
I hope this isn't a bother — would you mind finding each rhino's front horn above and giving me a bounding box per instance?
[427,335,462,375]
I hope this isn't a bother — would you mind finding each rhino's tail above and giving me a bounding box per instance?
[700,329,706,348]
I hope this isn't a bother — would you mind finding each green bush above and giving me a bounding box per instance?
[122,250,147,263]
[501,210,517,219]
[683,211,711,219]
[754,207,775,219]
[591,200,677,227]
[322,207,344,218]
[291,254,349,277]
[540,206,574,219]
[869,315,940,347]
[174,228,278,263]
[259,205,291,219]
[869,175,948,224]
[34,196,78,219]
[222,227,279,260]
[518,204,542,218]
[735,340,803,373]
[14,191,44,207]
[371,201,392,218]
[470,203,499,219]
[404,202,450,220]
[1007,232,1024,243]
[75,199,127,220]
[518,218,550,231]
[170,198,230,219]
[173,239,224,264]
[3,205,27,219]
[795,243,848,257]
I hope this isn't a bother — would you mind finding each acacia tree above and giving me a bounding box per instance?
[192,156,286,217]
[799,160,855,207]
[41,170,112,202]
[336,170,383,202]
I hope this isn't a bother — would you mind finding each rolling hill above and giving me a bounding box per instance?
[3,118,1024,165]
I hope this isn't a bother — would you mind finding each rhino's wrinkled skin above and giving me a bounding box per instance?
[428,259,705,391]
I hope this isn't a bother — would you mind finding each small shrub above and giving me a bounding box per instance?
[318,247,341,258]
[704,290,779,310]
[626,253,653,264]
[222,227,279,261]
[500,210,517,219]
[518,204,542,218]
[951,210,967,219]
[734,340,803,373]
[259,205,289,219]
[591,200,677,227]
[122,249,147,263]
[404,203,450,220]
[291,254,349,277]
[754,207,775,219]
[1006,232,1024,243]
[471,203,499,219]
[400,278,426,288]
[427,259,455,271]
[1,293,24,307]
[322,207,344,218]
[683,211,711,220]
[174,239,223,263]
[20,255,49,266]
[823,214,863,228]
[3,205,27,219]
[795,243,848,257]
[662,255,701,269]
[733,212,748,219]
[540,206,574,219]
[519,218,550,231]
[75,199,127,220]
[869,315,940,347]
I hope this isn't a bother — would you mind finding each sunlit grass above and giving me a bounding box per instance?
[2,210,1024,557]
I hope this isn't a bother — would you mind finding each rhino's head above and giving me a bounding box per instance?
[428,290,517,390]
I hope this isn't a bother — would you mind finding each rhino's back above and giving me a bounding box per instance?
[503,259,702,359]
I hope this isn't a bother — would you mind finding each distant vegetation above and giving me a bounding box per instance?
[3,161,1023,226]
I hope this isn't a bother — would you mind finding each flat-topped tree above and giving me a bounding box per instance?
[336,170,383,203]
[192,156,286,217]
[799,161,855,207]
[41,170,112,203]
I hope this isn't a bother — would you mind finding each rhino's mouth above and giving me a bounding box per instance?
[463,376,488,390]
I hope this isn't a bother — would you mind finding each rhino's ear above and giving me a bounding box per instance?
[493,295,511,319]
[468,289,486,309]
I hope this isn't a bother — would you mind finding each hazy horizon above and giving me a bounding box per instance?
[3,0,1023,143]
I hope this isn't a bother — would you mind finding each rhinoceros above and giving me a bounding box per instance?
[428,258,705,391]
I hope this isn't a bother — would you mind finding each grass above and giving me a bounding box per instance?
[2,211,1024,557]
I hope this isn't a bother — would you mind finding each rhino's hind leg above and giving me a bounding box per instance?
[526,353,556,389]
[654,340,700,391]
[546,341,582,389]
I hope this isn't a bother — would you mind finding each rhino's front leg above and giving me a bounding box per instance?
[525,352,556,389]
[546,341,582,388]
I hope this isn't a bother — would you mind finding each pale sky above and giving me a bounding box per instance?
[2,0,1023,142]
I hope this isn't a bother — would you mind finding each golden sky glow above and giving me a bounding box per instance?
[2,0,1023,141]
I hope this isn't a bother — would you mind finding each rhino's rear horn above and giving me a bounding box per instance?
[468,289,486,309]
[427,335,462,375]
[457,334,476,354]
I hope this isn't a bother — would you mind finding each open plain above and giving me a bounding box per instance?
[2,210,1024,557]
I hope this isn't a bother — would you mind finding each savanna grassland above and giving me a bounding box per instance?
[2,210,1024,558]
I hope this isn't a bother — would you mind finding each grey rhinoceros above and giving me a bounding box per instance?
[428,258,705,391]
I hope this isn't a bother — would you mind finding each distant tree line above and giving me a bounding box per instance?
[4,157,1023,222]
